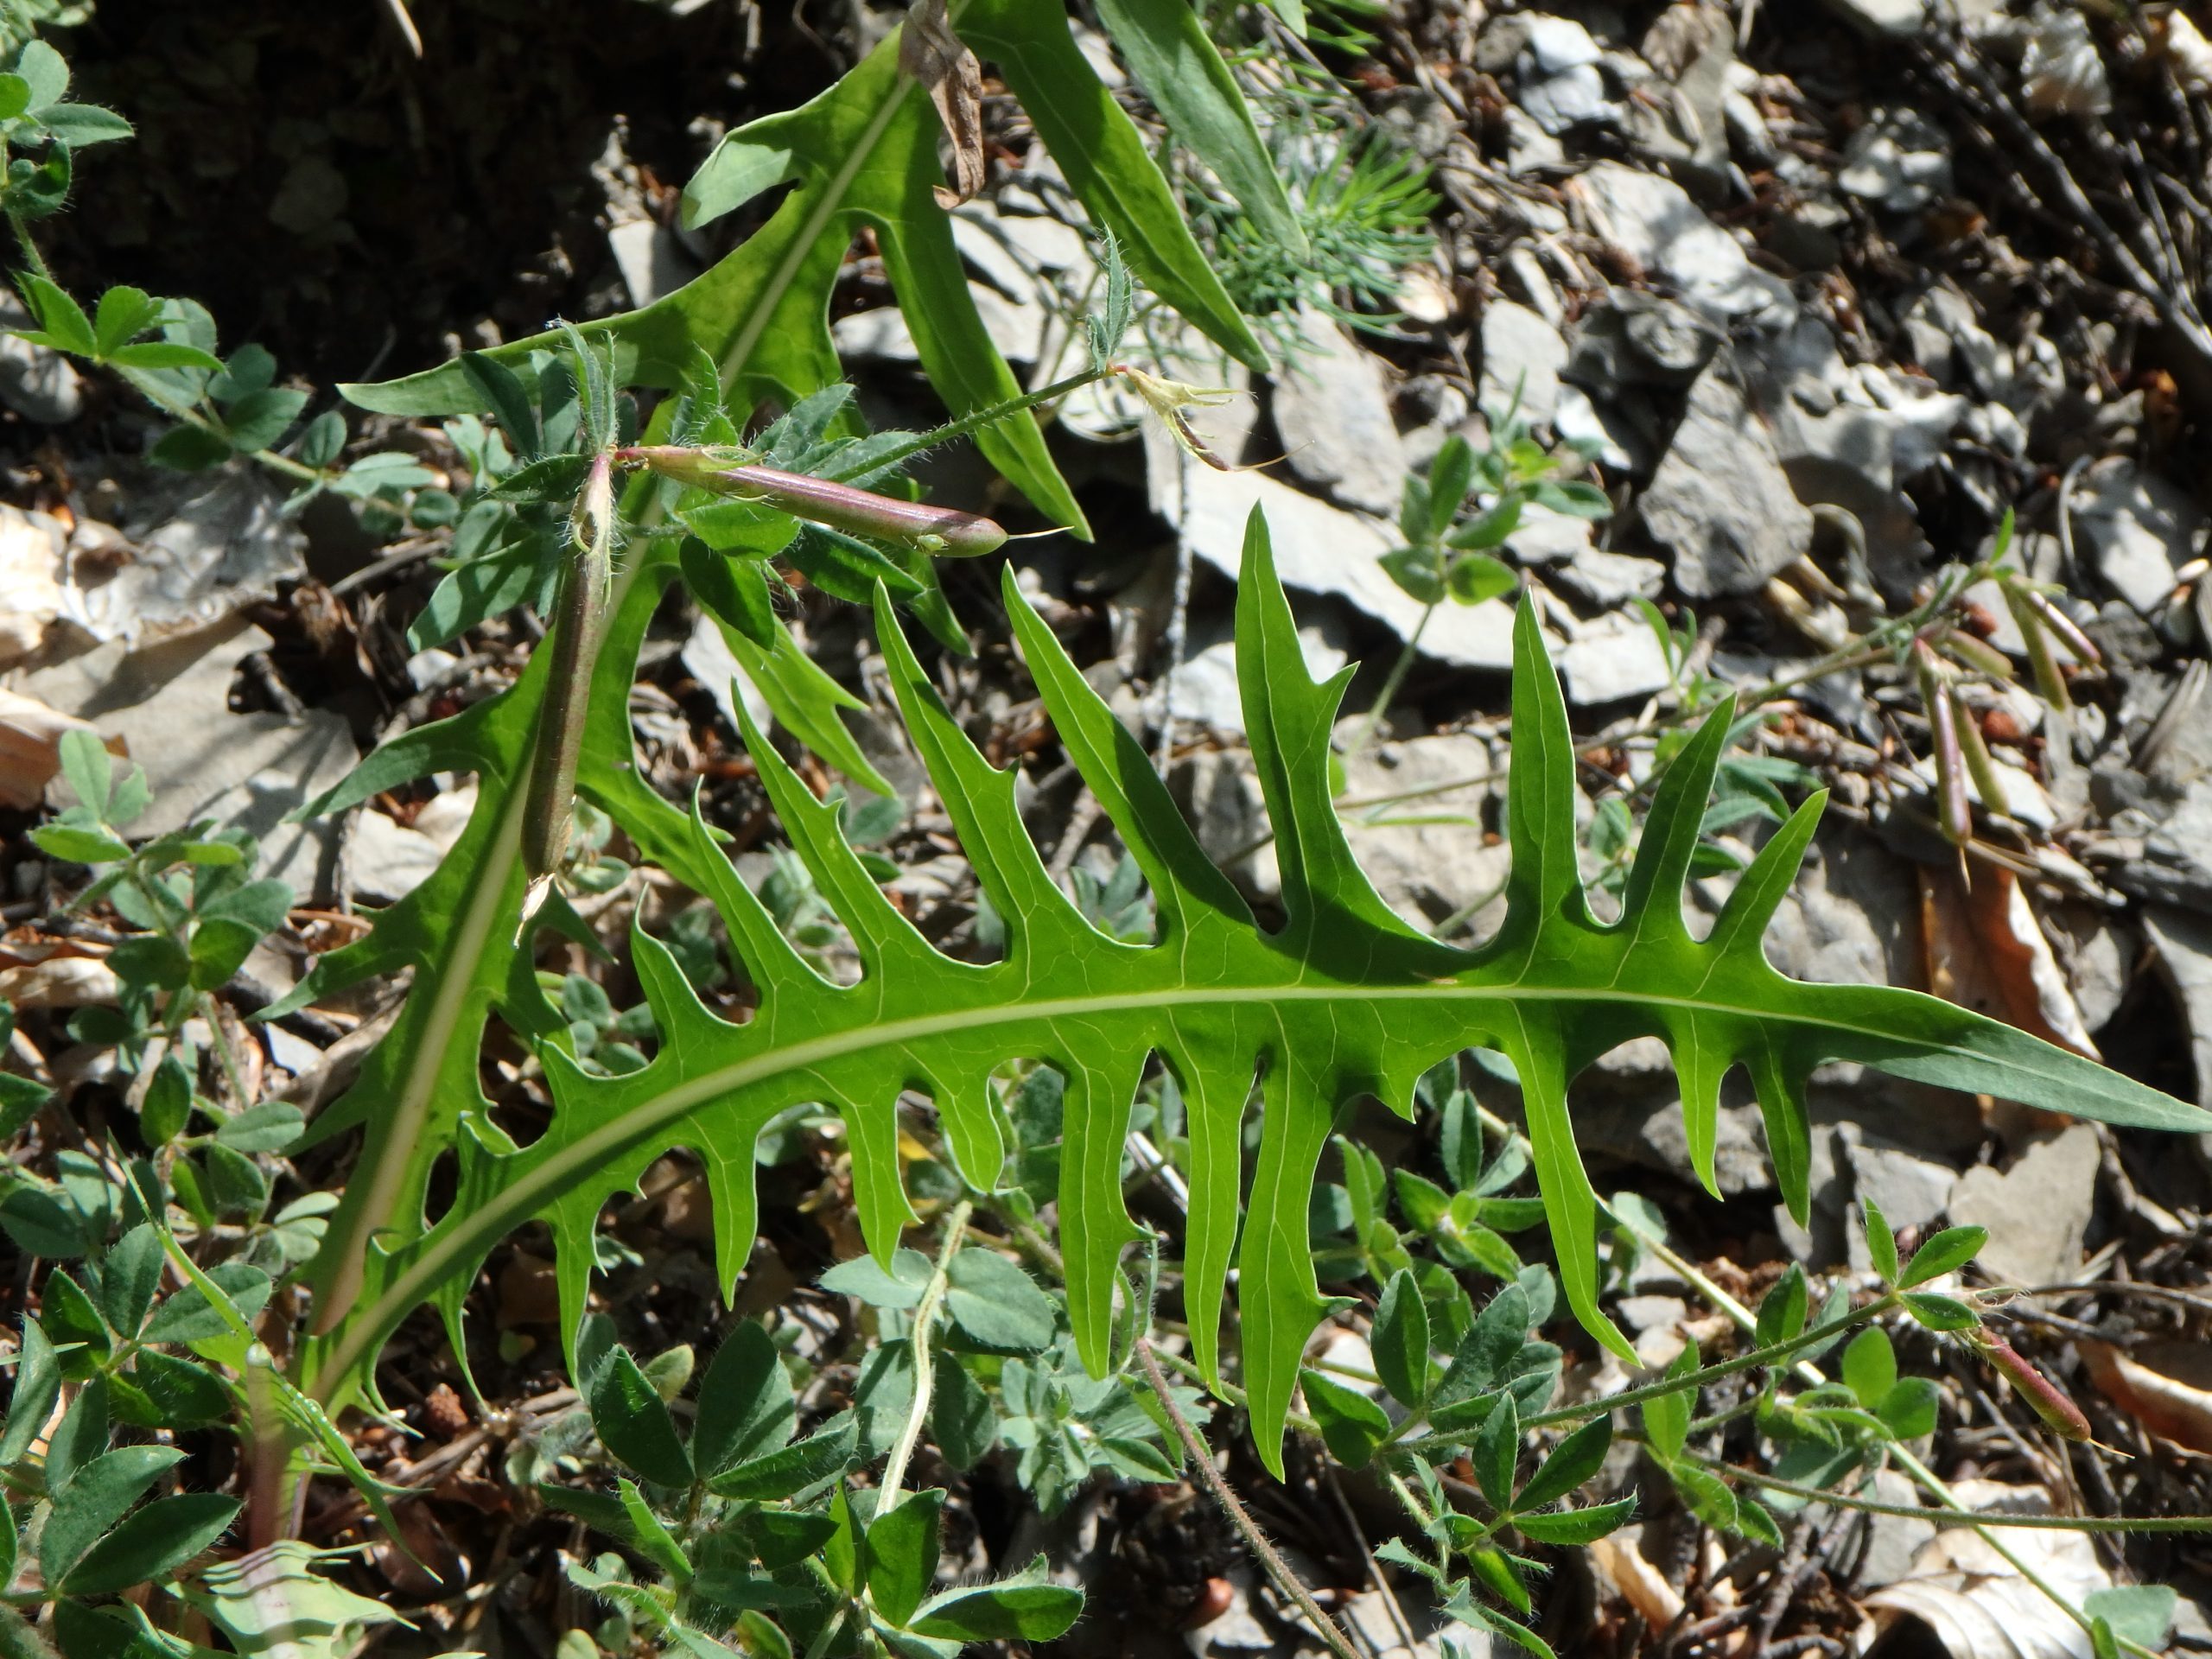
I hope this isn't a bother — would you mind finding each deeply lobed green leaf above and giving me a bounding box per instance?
[294,507,2206,1474]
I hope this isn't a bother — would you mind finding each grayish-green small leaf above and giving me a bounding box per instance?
[706,1413,859,1500]
[99,1224,163,1337]
[1900,1291,1979,1332]
[821,1248,934,1309]
[1899,1225,1986,1288]
[1753,1264,1807,1348]
[1436,1285,1529,1408]
[1471,1389,1519,1511]
[41,1445,185,1586]
[1862,1198,1899,1283]
[587,1346,693,1487]
[916,1562,1083,1643]
[1841,1327,1897,1411]
[59,1492,239,1595]
[143,1262,272,1344]
[1641,1346,1696,1462]
[691,1322,797,1478]
[867,1487,945,1628]
[1371,1268,1429,1409]
[1513,1416,1610,1513]
[1511,1497,1635,1546]
[1300,1369,1389,1467]
[944,1249,1055,1351]
[931,1353,996,1471]
[0,1314,59,1465]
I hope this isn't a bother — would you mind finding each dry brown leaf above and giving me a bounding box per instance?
[0,503,69,669]
[1919,864,2098,1060]
[0,957,121,1008]
[2080,1338,2212,1456]
[0,686,119,810]
[900,0,986,207]
[1589,1526,1684,1628]
[1862,1480,2113,1659]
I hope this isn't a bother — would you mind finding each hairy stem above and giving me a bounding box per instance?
[877,1198,970,1503]
[1664,1449,2212,1533]
[1516,1293,1898,1432]
[1135,1338,1363,1659]
[860,365,1105,479]
[7,212,49,281]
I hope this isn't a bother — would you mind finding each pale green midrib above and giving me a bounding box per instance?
[716,60,906,391]
[312,750,532,1325]
[327,968,2095,1392]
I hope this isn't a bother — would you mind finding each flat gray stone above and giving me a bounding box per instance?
[24,615,353,901]
[1822,0,1930,36]
[1272,309,1409,515]
[1565,289,1719,391]
[1164,628,1345,737]
[1480,300,1568,426]
[1948,1124,2101,1290]
[1144,423,1521,671]
[2074,457,2206,616]
[0,296,82,424]
[1838,105,1953,212]
[2144,908,2212,1110]
[1844,1129,1957,1236]
[1571,161,1792,325]
[1556,545,1667,607]
[1640,362,1812,598]
[1559,608,1673,705]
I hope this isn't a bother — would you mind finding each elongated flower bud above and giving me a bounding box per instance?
[1951,685,2011,819]
[2019,587,2101,667]
[1917,642,1972,845]
[1942,630,2014,678]
[1974,1332,2092,1442]
[620,447,1006,556]
[2002,582,2072,713]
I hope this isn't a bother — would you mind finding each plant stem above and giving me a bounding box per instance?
[1510,1294,1897,1433]
[1621,1218,2163,1659]
[1149,1343,1323,1439]
[7,213,49,281]
[1347,600,1436,760]
[1663,1449,2212,1533]
[801,1605,849,1659]
[860,366,1106,479]
[1135,1339,1365,1659]
[877,1198,970,1504]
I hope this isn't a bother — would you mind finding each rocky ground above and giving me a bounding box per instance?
[4,0,2212,1656]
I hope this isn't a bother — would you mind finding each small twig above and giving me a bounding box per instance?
[380,0,425,56]
[1323,1459,1417,1656]
[1348,601,1437,761]
[1135,1338,1364,1659]
[2056,454,2089,580]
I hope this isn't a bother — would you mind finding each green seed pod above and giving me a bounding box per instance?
[621,446,1007,556]
[1975,1333,2092,1442]
[1941,630,2014,678]
[2002,582,2073,713]
[1950,685,2011,820]
[2021,587,2101,667]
